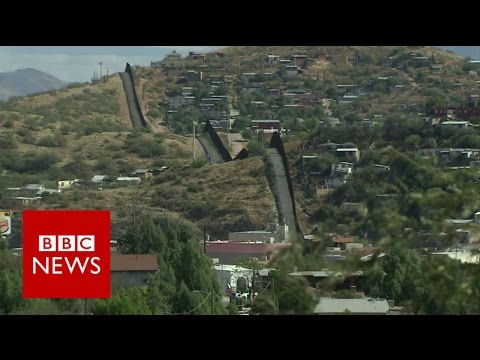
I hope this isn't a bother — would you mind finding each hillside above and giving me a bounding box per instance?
[0,70,276,239]
[0,68,67,100]
[2,45,480,240]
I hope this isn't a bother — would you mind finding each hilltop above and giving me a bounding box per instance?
[0,68,67,100]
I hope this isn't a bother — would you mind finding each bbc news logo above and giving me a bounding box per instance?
[23,210,110,298]
[33,235,100,275]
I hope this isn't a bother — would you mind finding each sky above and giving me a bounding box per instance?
[0,46,223,83]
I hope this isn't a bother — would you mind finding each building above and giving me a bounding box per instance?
[205,241,291,264]
[314,297,390,315]
[91,175,108,184]
[282,65,299,80]
[440,121,471,129]
[111,254,159,289]
[325,162,353,189]
[228,224,288,243]
[292,54,308,67]
[116,177,142,184]
[132,169,153,179]
[335,148,360,162]
[57,179,79,189]
[23,184,45,192]
[251,120,281,134]
[214,264,253,295]
[163,50,182,64]
[3,196,41,208]
[189,51,206,60]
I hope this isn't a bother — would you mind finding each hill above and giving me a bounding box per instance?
[0,68,67,100]
[2,45,479,240]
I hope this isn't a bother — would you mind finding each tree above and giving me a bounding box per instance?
[0,251,23,314]
[365,247,420,304]
[251,270,316,315]
[92,288,151,315]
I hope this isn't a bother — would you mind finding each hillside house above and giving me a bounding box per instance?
[335,147,360,162]
[205,241,291,264]
[282,65,300,80]
[116,177,142,184]
[189,52,206,60]
[163,50,182,64]
[251,120,282,134]
[132,169,153,179]
[57,179,79,189]
[292,54,308,67]
[325,162,353,188]
[111,255,159,289]
[23,184,45,192]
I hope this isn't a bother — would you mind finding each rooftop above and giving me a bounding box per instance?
[314,297,390,314]
[111,255,158,272]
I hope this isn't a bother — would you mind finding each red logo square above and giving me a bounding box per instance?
[22,210,110,298]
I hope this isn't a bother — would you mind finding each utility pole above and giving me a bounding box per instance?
[252,266,256,301]
[193,120,196,161]
[203,221,206,254]
[98,61,103,83]
[211,288,215,315]
[272,276,277,315]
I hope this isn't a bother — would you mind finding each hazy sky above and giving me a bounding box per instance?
[0,46,223,83]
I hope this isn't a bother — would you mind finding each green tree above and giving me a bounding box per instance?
[251,270,316,315]
[0,252,23,314]
[92,288,151,315]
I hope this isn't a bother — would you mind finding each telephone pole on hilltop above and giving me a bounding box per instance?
[98,62,103,83]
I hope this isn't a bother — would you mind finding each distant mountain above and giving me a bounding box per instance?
[0,68,67,100]
[437,46,480,59]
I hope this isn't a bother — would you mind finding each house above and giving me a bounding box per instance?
[292,54,308,67]
[36,189,61,197]
[57,179,79,189]
[214,264,253,296]
[91,175,108,184]
[186,70,203,82]
[441,121,470,129]
[335,147,360,162]
[282,65,299,80]
[266,54,280,65]
[332,235,354,250]
[228,224,288,243]
[432,247,480,264]
[163,50,182,64]
[325,162,354,188]
[208,119,231,132]
[3,196,42,208]
[251,120,281,134]
[189,51,206,60]
[205,241,291,265]
[116,177,142,184]
[23,184,45,192]
[132,169,153,179]
[314,297,390,315]
[111,254,159,289]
